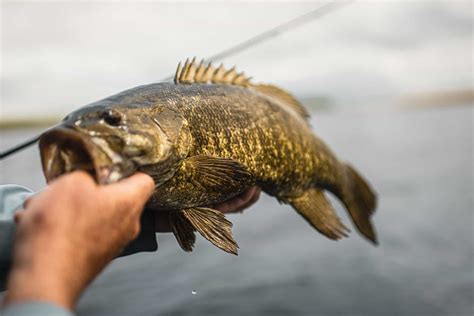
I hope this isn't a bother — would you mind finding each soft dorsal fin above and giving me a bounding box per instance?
[253,84,310,120]
[174,57,251,87]
[174,57,310,120]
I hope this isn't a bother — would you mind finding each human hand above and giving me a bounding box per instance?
[155,186,261,232]
[4,171,154,310]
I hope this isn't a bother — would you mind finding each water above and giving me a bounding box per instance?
[0,106,472,315]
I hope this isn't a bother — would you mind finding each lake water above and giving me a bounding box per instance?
[0,106,472,315]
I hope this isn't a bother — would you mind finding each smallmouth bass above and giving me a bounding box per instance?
[39,58,378,254]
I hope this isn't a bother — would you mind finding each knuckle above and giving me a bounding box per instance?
[23,196,33,209]
[30,209,54,228]
[14,212,24,224]
[135,173,155,192]
[70,171,95,184]
[61,171,95,188]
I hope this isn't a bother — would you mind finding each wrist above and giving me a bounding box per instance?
[4,263,75,310]
[4,237,81,310]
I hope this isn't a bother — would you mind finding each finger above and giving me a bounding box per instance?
[234,187,261,213]
[23,197,33,209]
[56,170,97,188]
[14,211,24,224]
[214,186,260,213]
[104,173,155,207]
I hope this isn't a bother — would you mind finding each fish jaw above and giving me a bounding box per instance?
[39,127,136,184]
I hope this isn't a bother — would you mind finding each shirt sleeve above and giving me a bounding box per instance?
[0,185,34,292]
[1,301,74,316]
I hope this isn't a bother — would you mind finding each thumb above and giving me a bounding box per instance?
[104,173,155,206]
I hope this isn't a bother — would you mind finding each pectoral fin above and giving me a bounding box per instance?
[182,155,254,190]
[154,155,255,209]
[289,188,349,240]
[169,207,239,255]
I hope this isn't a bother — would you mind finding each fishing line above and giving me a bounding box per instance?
[161,0,353,81]
[0,0,353,160]
[0,124,61,159]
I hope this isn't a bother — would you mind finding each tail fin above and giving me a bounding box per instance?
[340,164,378,244]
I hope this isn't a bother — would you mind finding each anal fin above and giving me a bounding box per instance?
[289,188,349,240]
[170,207,239,255]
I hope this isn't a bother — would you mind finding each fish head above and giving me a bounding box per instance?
[39,104,180,184]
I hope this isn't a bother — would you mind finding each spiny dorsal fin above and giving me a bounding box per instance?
[253,84,310,120]
[174,58,309,120]
[174,57,251,87]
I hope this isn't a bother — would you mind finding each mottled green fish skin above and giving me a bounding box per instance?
[113,82,344,207]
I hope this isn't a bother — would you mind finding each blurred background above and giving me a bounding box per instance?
[1,1,473,315]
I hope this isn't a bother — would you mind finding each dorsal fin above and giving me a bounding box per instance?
[174,57,251,87]
[253,84,310,119]
[174,58,309,120]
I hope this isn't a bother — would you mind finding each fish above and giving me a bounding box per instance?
[39,58,378,255]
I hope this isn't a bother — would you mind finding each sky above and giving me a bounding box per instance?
[1,0,472,120]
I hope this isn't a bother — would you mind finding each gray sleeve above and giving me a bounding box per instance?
[0,185,34,292]
[1,302,73,316]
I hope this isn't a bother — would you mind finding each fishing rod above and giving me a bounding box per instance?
[0,0,353,160]
[0,124,61,159]
[0,137,40,159]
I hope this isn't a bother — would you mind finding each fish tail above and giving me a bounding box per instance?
[340,164,378,244]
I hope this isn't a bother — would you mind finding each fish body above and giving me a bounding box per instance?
[39,59,378,254]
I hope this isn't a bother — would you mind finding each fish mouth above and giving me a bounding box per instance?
[39,128,134,184]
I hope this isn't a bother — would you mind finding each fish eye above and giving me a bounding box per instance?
[101,109,122,126]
